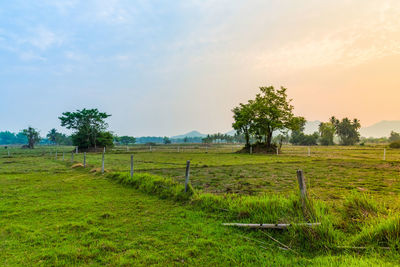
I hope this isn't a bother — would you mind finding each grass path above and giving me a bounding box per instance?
[0,156,397,266]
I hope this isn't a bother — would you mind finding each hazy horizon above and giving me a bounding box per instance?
[1,1,400,136]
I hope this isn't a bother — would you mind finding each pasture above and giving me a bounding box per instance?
[1,144,399,265]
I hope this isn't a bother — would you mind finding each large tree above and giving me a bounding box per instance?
[232,86,304,150]
[59,108,112,149]
[330,116,361,146]
[22,127,41,149]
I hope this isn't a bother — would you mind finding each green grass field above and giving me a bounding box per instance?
[1,145,399,265]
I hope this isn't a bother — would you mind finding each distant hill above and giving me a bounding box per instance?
[225,130,236,136]
[360,120,400,138]
[304,120,321,134]
[171,131,207,139]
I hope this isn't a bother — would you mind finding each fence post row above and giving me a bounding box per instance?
[130,154,134,178]
[185,160,191,192]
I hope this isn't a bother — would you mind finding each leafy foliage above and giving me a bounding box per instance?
[389,131,400,142]
[318,122,335,145]
[46,128,72,145]
[290,131,319,146]
[232,86,304,150]
[0,131,27,145]
[59,108,112,149]
[115,136,136,145]
[22,127,41,149]
[389,140,400,148]
[330,117,361,146]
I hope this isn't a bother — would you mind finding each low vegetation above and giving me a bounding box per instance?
[1,145,399,265]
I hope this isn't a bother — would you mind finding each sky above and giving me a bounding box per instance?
[1,0,400,136]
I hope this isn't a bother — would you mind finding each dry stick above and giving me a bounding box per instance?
[236,234,272,250]
[101,152,105,174]
[83,152,86,168]
[185,160,190,192]
[130,154,134,178]
[258,230,299,255]
[222,223,320,229]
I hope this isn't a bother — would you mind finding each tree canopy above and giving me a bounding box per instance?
[22,127,41,149]
[330,117,361,146]
[59,108,112,149]
[232,86,304,151]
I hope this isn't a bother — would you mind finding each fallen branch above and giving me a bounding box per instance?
[222,223,321,229]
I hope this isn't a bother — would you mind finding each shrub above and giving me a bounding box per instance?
[389,140,400,149]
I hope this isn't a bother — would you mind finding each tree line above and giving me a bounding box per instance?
[231,85,398,151]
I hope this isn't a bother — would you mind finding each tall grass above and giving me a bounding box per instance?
[108,172,400,252]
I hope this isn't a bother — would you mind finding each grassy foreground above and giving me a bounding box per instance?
[1,149,399,265]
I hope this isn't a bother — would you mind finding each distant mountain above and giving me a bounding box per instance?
[225,130,236,136]
[360,120,400,138]
[171,130,207,139]
[304,120,321,134]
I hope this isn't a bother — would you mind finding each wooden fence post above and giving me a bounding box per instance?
[185,160,191,192]
[101,152,105,174]
[76,147,78,154]
[62,152,65,161]
[55,151,58,160]
[130,155,134,178]
[71,152,74,163]
[297,170,307,199]
[308,147,310,157]
[83,152,86,168]
[7,148,10,157]
[383,148,386,161]
[250,146,252,154]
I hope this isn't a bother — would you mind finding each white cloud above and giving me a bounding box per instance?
[23,27,64,50]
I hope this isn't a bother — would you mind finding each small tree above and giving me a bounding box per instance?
[22,127,41,149]
[319,122,335,145]
[47,128,58,144]
[163,136,171,144]
[330,117,361,145]
[389,131,400,142]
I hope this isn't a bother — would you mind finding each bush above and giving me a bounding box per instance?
[389,140,400,149]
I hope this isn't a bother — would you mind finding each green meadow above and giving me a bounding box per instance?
[1,145,399,266]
